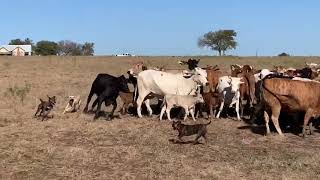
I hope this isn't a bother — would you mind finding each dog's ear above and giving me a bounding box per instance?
[39,98,44,103]
[47,95,50,98]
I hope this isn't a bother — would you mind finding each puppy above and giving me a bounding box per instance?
[34,95,56,121]
[63,95,81,114]
[172,120,211,144]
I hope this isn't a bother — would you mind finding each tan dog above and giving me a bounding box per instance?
[63,95,81,114]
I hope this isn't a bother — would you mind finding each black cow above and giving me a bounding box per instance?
[83,74,130,119]
[179,58,200,70]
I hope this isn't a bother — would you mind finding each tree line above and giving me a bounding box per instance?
[8,38,94,56]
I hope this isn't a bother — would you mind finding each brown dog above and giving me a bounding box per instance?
[34,95,56,121]
[172,120,211,144]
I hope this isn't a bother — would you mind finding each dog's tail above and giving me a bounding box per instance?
[206,119,211,125]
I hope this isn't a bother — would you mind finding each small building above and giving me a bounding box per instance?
[0,45,32,56]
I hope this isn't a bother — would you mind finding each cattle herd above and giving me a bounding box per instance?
[34,59,320,143]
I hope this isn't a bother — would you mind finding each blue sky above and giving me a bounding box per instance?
[1,0,320,56]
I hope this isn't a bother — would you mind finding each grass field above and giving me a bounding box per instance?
[0,56,320,179]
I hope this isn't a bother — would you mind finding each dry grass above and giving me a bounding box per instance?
[0,56,320,179]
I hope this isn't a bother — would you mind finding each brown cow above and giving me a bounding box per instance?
[206,66,222,93]
[197,91,222,119]
[261,76,320,137]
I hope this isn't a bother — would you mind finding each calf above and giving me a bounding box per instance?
[119,92,134,115]
[196,92,222,119]
[63,95,81,114]
[216,76,244,120]
[160,93,204,121]
[34,95,56,121]
[83,74,130,120]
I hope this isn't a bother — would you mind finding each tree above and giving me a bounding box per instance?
[278,52,290,57]
[35,41,59,56]
[81,42,94,56]
[58,40,94,56]
[57,40,81,56]
[198,29,237,56]
[9,38,33,45]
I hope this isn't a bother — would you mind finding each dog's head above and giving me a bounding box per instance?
[172,120,182,130]
[48,95,56,106]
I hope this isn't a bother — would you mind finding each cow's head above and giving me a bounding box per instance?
[179,58,200,70]
[188,68,208,86]
[127,62,146,77]
[230,64,243,76]
[230,77,244,93]
[117,75,130,93]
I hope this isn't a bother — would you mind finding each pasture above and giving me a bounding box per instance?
[0,56,320,179]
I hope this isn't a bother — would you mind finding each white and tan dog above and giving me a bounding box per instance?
[63,95,81,114]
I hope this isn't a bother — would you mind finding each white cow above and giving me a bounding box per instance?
[254,69,274,82]
[135,68,208,118]
[159,93,204,121]
[216,76,244,120]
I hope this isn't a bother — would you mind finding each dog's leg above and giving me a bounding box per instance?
[34,105,41,117]
[202,133,208,144]
[178,132,183,142]
[193,133,203,144]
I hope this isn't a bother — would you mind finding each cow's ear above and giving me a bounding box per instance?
[230,65,235,71]
[197,59,200,63]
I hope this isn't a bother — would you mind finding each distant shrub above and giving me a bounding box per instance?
[278,52,290,57]
[5,82,31,104]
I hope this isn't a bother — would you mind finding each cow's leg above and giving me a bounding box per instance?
[94,95,105,120]
[235,93,241,120]
[183,106,189,121]
[136,91,149,118]
[216,92,226,119]
[240,97,244,118]
[166,106,172,121]
[144,99,153,117]
[302,109,313,137]
[83,90,94,113]
[264,111,271,135]
[270,106,283,136]
[90,98,99,112]
[209,104,214,119]
[159,105,166,121]
[190,108,196,121]
[108,100,117,120]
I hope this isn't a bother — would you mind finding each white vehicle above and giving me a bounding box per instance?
[115,53,135,57]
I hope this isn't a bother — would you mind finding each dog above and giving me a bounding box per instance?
[172,120,211,144]
[34,95,56,121]
[63,95,81,114]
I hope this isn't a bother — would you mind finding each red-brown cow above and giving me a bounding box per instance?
[262,76,320,137]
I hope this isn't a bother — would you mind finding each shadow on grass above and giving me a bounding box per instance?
[168,138,204,145]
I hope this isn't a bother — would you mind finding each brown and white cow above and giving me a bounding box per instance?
[230,65,257,117]
[261,76,320,137]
